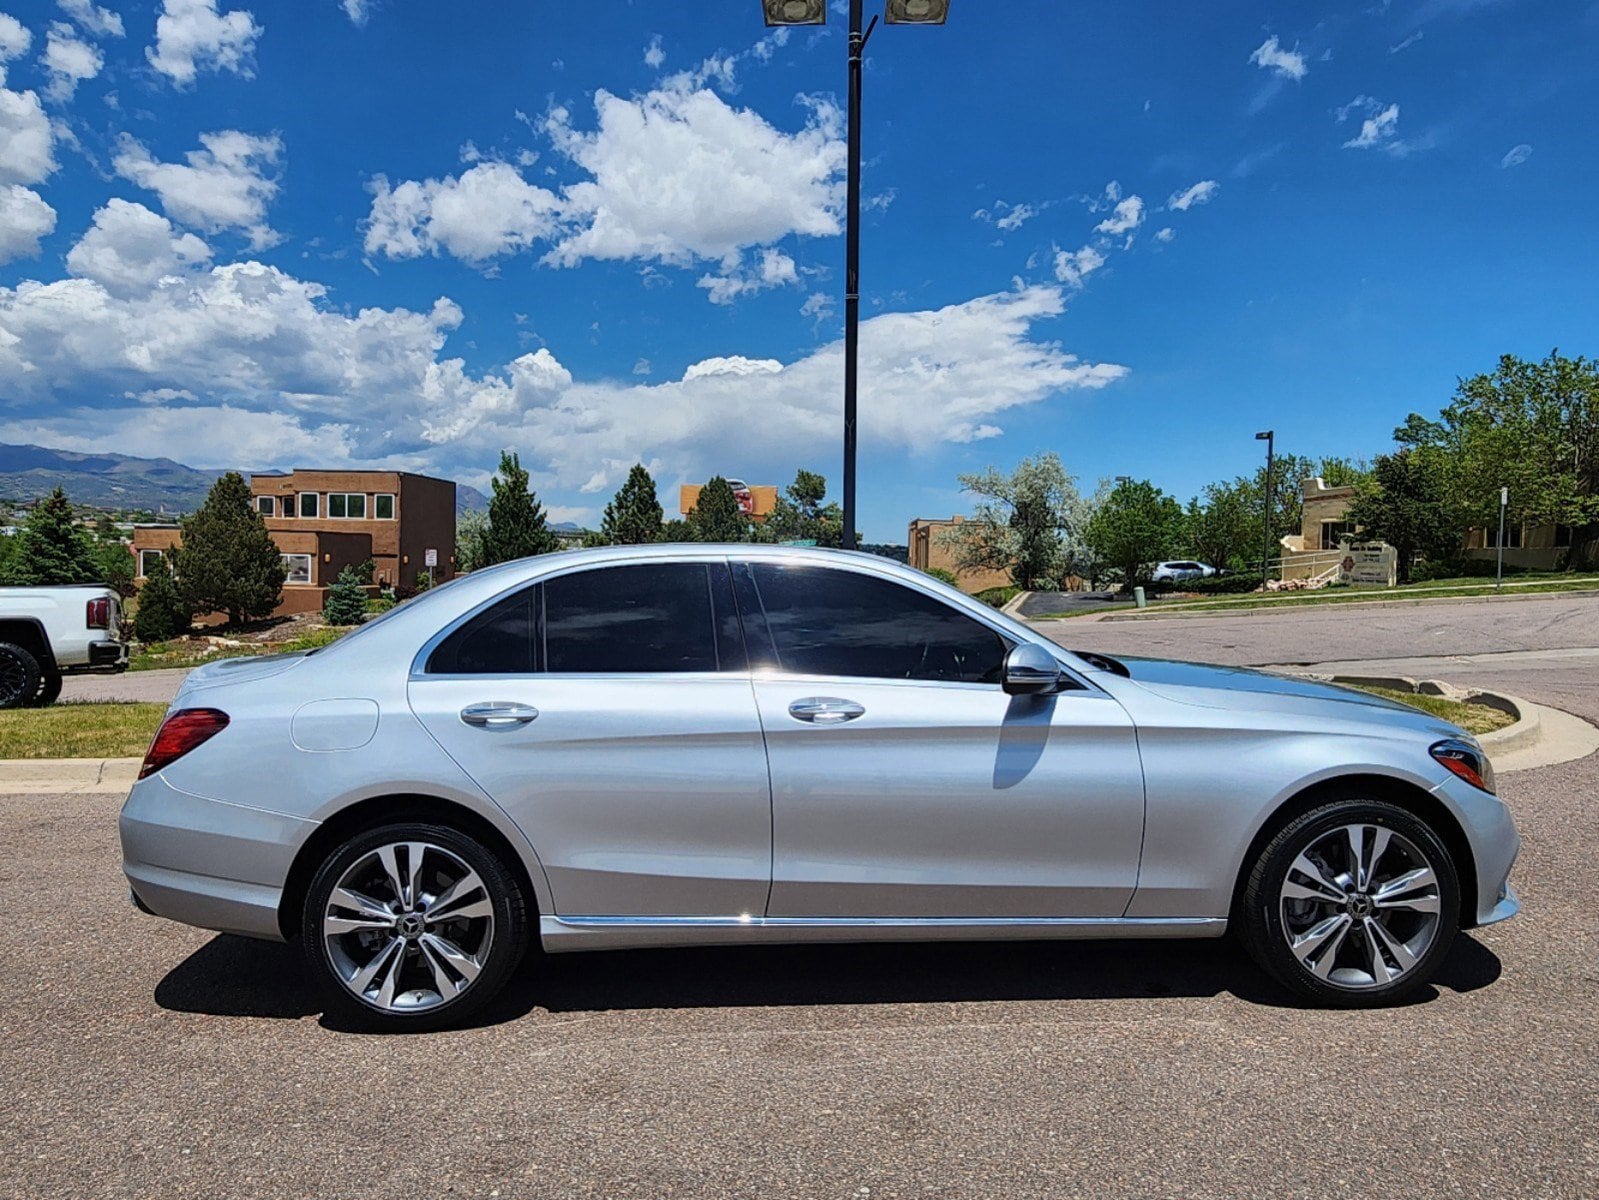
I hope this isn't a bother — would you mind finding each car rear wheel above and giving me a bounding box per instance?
[28,670,62,708]
[300,822,529,1031]
[0,643,42,711]
[1241,797,1460,1006]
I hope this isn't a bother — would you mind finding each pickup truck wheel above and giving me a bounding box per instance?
[29,671,63,708]
[0,643,43,711]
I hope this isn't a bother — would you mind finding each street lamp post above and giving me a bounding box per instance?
[763,0,950,550]
[1255,430,1274,586]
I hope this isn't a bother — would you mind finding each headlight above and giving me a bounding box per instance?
[1431,738,1496,794]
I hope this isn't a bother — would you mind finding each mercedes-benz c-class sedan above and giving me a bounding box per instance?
[121,546,1519,1030]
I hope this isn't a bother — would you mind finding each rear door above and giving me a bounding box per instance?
[738,561,1146,920]
[408,559,772,920]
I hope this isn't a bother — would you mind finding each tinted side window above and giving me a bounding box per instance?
[750,564,1009,684]
[426,586,536,674]
[544,563,742,674]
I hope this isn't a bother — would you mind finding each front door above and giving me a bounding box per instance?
[739,561,1146,920]
[409,559,771,920]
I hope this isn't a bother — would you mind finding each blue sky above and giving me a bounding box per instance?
[0,0,1595,538]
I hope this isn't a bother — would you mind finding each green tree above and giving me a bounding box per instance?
[455,508,490,572]
[1345,451,1458,583]
[763,469,844,547]
[599,463,665,545]
[322,565,369,626]
[1084,479,1185,588]
[1183,482,1257,573]
[941,453,1099,589]
[0,487,102,585]
[661,517,693,543]
[687,476,749,543]
[133,555,191,643]
[1397,350,1599,540]
[481,451,558,565]
[173,472,287,625]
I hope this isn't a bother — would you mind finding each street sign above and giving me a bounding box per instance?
[424,548,437,567]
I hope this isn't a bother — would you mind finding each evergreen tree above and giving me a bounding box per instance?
[763,469,844,547]
[133,555,191,643]
[687,476,749,542]
[661,518,694,543]
[173,472,287,625]
[0,487,101,585]
[322,565,369,626]
[599,464,665,545]
[96,541,137,598]
[481,451,558,565]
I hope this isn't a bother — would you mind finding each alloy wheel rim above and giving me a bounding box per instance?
[0,655,25,706]
[322,841,494,1013]
[1278,822,1442,990]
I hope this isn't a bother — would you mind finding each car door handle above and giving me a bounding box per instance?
[787,697,866,725]
[460,702,539,728]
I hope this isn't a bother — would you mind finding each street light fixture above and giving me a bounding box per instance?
[757,0,950,549]
[762,0,825,25]
[1255,430,1274,586]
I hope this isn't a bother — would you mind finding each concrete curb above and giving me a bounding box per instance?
[1000,590,1032,618]
[0,757,140,793]
[1296,674,1539,754]
[1092,588,1599,623]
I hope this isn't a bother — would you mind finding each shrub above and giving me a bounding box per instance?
[322,566,369,626]
[974,585,1021,609]
[923,567,960,587]
[133,557,191,643]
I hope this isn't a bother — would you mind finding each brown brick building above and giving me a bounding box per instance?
[133,470,457,617]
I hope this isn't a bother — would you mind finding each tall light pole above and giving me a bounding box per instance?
[1255,430,1274,585]
[763,0,950,550]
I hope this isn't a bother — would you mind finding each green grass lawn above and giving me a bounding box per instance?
[0,702,166,759]
[1347,686,1516,736]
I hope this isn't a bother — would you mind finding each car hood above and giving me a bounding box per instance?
[1090,654,1462,736]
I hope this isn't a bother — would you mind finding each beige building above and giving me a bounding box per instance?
[1279,477,1362,580]
[907,516,1014,594]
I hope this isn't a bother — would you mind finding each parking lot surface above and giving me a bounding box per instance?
[4,598,1598,1199]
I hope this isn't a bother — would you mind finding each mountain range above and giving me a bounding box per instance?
[0,443,488,515]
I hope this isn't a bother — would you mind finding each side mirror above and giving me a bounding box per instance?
[1003,643,1063,695]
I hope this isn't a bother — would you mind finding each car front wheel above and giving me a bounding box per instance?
[300,822,529,1031]
[1241,797,1460,1006]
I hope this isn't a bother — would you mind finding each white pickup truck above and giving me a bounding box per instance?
[0,584,129,709]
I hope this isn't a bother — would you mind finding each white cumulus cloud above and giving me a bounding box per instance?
[0,183,55,264]
[644,35,665,69]
[1094,195,1144,237]
[365,161,560,264]
[696,247,798,304]
[341,0,373,26]
[146,0,262,87]
[1249,35,1307,80]
[66,198,212,296]
[1167,180,1219,211]
[0,72,55,186]
[1052,245,1106,289]
[0,12,32,61]
[1337,96,1406,154]
[113,129,282,247]
[42,21,102,103]
[57,0,125,38]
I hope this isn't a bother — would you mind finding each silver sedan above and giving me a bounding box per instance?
[121,545,1519,1030]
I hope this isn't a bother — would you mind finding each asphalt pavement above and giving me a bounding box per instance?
[3,595,1597,1198]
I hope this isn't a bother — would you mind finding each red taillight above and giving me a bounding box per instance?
[86,597,110,629]
[139,708,230,779]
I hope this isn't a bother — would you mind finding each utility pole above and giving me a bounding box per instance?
[841,0,869,550]
[1496,486,1508,591]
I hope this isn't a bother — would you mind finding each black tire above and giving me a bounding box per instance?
[0,642,42,711]
[29,670,63,708]
[300,821,529,1032]
[1240,796,1460,1007]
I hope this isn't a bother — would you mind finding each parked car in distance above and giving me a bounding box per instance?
[1151,560,1217,583]
[120,546,1519,1030]
[0,583,128,708]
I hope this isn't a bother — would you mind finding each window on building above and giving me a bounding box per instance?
[374,493,395,520]
[138,549,166,579]
[255,495,275,516]
[1320,520,1359,550]
[327,493,368,519]
[748,564,1009,684]
[281,553,313,585]
[299,493,319,518]
[1488,524,1524,549]
[1555,525,1574,548]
